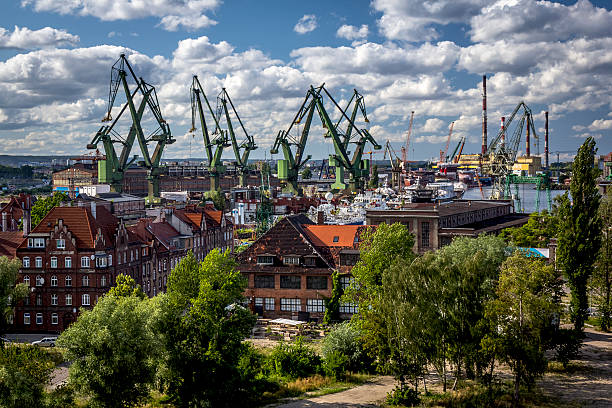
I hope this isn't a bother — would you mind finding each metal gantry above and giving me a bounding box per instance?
[189,75,229,191]
[88,54,175,204]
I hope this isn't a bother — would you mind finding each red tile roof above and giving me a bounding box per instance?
[0,231,24,258]
[302,225,361,247]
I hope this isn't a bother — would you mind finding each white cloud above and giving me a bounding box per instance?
[294,14,317,34]
[422,118,445,132]
[21,0,220,31]
[0,26,79,49]
[574,118,612,132]
[336,24,369,40]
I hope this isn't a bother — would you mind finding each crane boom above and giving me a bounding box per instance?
[440,121,454,163]
[401,111,414,165]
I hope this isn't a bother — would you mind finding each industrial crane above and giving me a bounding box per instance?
[189,76,229,192]
[449,135,466,164]
[215,88,257,187]
[88,54,175,204]
[401,111,414,169]
[383,141,403,191]
[439,121,455,163]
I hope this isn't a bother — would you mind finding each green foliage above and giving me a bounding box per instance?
[31,192,69,228]
[108,273,145,299]
[498,210,558,247]
[0,164,33,179]
[57,293,161,408]
[322,322,372,374]
[369,165,379,188]
[265,337,322,379]
[301,167,312,180]
[592,188,612,331]
[0,344,55,408]
[45,384,76,408]
[202,189,226,211]
[157,250,256,407]
[323,350,349,380]
[557,137,602,331]
[0,256,28,337]
[323,271,341,324]
[484,252,562,406]
[386,385,420,407]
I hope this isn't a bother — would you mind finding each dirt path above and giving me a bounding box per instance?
[270,376,395,408]
[539,327,612,407]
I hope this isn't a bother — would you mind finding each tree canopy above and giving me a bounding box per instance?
[30,192,69,228]
[0,256,28,338]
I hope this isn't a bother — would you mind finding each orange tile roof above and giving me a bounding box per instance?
[302,225,360,247]
[184,212,202,227]
[205,209,223,225]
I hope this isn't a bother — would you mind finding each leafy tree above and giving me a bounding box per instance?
[322,322,371,374]
[557,137,602,331]
[0,257,28,340]
[108,274,145,299]
[0,344,55,408]
[265,337,322,379]
[323,271,341,324]
[484,252,562,407]
[592,188,612,331]
[30,192,69,228]
[498,210,558,247]
[202,189,226,211]
[57,292,161,407]
[156,250,256,407]
[301,167,312,180]
[368,165,379,188]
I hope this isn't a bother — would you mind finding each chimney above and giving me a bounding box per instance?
[526,116,531,157]
[545,111,549,170]
[481,75,487,156]
[90,201,97,220]
[317,210,325,225]
[501,116,505,146]
[1,212,6,231]
[22,207,31,237]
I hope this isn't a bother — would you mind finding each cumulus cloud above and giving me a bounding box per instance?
[0,26,79,49]
[21,0,219,31]
[294,15,317,34]
[336,24,369,40]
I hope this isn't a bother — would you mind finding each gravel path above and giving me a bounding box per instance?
[270,376,395,408]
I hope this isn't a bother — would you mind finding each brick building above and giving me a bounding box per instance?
[237,214,366,321]
[0,193,35,232]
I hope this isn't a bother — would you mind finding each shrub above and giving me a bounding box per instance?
[323,350,349,380]
[322,322,373,373]
[265,337,322,379]
[386,385,420,407]
[45,384,76,408]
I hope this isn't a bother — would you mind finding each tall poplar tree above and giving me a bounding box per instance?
[557,137,602,332]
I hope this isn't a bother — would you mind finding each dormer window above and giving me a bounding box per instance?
[332,236,339,243]
[56,239,65,249]
[283,256,300,266]
[28,238,45,248]
[257,255,274,265]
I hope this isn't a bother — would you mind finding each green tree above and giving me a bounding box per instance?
[0,257,28,340]
[202,189,226,211]
[108,274,145,299]
[557,137,602,331]
[368,165,379,188]
[30,192,69,228]
[484,252,562,407]
[323,271,341,324]
[0,344,55,408]
[592,188,612,331]
[301,167,312,180]
[156,250,256,407]
[57,292,161,407]
[498,210,558,247]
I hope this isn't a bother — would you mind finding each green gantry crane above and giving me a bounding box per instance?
[189,75,229,192]
[215,88,257,187]
[271,84,380,195]
[88,54,175,204]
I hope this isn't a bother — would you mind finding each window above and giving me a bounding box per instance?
[36,294,42,306]
[280,275,301,289]
[340,302,359,314]
[265,297,275,311]
[340,252,359,266]
[82,275,90,287]
[101,275,107,287]
[23,257,30,267]
[304,256,317,267]
[280,298,301,312]
[35,275,43,286]
[50,257,57,268]
[51,294,58,305]
[82,294,90,306]
[421,222,430,248]
[35,257,42,268]
[56,239,65,249]
[332,236,339,243]
[34,238,45,248]
[81,256,90,268]
[24,295,29,305]
[65,294,72,306]
[306,276,327,290]
[256,255,274,265]
[96,256,107,268]
[254,275,275,289]
[50,275,58,287]
[65,275,72,287]
[51,313,58,325]
[65,257,72,268]
[27,238,33,248]
[307,299,325,312]
[36,313,43,325]
[340,276,354,291]
[108,254,112,266]
[23,275,30,286]
[23,313,30,325]
[283,256,300,265]
[254,297,263,307]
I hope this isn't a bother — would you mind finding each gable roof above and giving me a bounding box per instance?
[302,225,361,247]
[0,231,24,258]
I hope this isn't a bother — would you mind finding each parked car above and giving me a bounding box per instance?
[0,337,12,344]
[31,337,57,347]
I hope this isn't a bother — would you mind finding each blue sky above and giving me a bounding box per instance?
[0,0,610,163]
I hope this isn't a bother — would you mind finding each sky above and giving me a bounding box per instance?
[0,0,611,163]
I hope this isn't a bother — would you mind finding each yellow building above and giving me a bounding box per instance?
[512,156,542,176]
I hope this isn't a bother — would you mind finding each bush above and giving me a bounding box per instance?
[322,322,373,373]
[265,337,322,379]
[386,385,420,407]
[323,350,349,380]
[45,384,76,408]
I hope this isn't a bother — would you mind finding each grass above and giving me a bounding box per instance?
[547,360,590,374]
